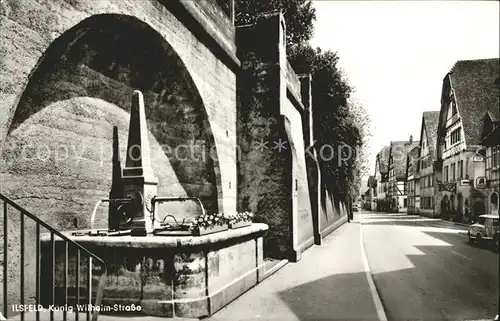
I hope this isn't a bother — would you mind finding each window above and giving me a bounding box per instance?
[451,163,456,181]
[450,128,461,145]
[444,166,449,182]
[489,170,500,182]
[421,197,433,209]
[493,146,499,168]
[458,160,464,179]
[449,93,457,116]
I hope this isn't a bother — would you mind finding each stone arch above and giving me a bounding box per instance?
[1,13,222,227]
[491,192,499,215]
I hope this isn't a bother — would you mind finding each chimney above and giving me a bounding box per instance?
[409,135,413,144]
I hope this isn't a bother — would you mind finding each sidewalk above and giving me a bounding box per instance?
[205,214,383,321]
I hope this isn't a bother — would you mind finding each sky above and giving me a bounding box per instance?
[310,0,500,185]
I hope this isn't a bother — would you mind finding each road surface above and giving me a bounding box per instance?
[361,211,499,321]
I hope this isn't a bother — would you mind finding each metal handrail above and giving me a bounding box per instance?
[1,193,107,321]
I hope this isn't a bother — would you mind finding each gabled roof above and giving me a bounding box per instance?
[367,175,376,187]
[389,140,420,180]
[376,146,391,174]
[421,111,440,158]
[480,112,500,141]
[446,58,500,145]
[481,124,500,146]
[406,146,420,179]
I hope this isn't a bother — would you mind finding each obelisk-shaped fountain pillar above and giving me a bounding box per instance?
[121,90,158,236]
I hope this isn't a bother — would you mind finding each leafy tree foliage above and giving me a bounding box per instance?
[288,45,371,201]
[233,0,316,47]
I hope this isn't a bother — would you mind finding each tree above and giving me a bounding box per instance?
[233,0,316,47]
[287,44,372,201]
[344,98,373,199]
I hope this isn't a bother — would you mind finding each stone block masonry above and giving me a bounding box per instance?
[236,13,318,261]
[235,12,348,261]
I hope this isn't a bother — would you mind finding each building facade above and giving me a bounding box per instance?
[481,121,500,215]
[362,187,373,210]
[416,111,441,217]
[406,146,420,214]
[387,138,420,212]
[435,58,500,222]
[375,146,391,212]
[367,176,377,210]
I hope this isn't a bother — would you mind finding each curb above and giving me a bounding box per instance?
[436,218,469,228]
[359,214,388,321]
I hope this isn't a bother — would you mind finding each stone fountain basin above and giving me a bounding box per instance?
[40,223,268,318]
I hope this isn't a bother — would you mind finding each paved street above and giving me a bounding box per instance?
[361,211,499,321]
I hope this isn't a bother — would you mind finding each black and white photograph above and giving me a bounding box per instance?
[0,0,499,320]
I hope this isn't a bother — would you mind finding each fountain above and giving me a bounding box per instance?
[40,90,268,318]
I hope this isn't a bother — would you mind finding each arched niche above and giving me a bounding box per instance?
[1,13,221,229]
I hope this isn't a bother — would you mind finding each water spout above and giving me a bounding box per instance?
[91,199,110,230]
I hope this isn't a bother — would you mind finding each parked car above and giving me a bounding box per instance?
[468,214,499,250]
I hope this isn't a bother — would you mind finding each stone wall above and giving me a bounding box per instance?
[282,97,314,251]
[235,12,349,259]
[320,182,342,234]
[236,13,319,260]
[235,53,290,258]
